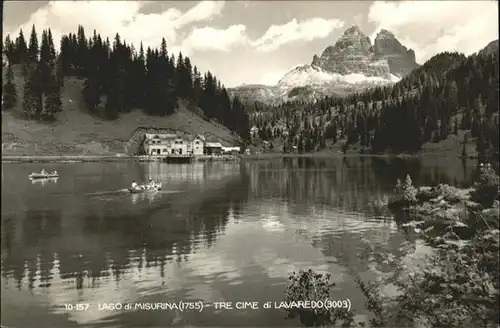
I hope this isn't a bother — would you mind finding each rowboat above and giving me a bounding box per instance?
[128,183,162,193]
[29,172,59,179]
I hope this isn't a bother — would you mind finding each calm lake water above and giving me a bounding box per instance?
[1,156,476,327]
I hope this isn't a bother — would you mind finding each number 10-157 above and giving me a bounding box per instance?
[64,304,90,311]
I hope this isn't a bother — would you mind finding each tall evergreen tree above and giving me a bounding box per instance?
[39,29,51,93]
[43,74,62,120]
[2,64,18,110]
[3,35,16,64]
[27,25,39,64]
[23,66,42,119]
[15,29,28,68]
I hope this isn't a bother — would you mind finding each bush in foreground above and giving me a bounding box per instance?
[471,164,500,207]
[287,228,499,328]
[286,169,499,327]
[284,269,355,327]
[388,174,418,209]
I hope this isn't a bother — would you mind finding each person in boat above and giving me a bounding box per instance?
[131,180,139,190]
[53,170,58,175]
[147,178,155,189]
[41,169,47,175]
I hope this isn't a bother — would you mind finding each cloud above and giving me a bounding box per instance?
[176,1,225,26]
[8,1,226,52]
[251,17,345,52]
[181,25,249,53]
[368,1,499,64]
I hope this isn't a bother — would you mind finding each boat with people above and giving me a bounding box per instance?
[127,179,162,193]
[29,169,59,179]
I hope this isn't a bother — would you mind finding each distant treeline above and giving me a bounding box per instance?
[2,25,250,141]
[248,50,499,164]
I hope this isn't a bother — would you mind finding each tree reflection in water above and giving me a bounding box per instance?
[0,158,476,327]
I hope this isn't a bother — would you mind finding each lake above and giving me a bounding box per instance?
[1,156,476,327]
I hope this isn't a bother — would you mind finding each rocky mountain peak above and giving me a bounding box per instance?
[311,26,387,78]
[310,26,418,78]
[229,26,419,104]
[343,25,366,37]
[373,29,417,76]
[334,25,372,53]
[376,29,395,38]
[478,39,499,58]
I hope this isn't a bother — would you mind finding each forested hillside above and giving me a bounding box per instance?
[248,46,499,164]
[2,25,250,155]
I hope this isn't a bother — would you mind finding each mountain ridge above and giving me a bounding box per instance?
[229,25,418,104]
[244,39,498,162]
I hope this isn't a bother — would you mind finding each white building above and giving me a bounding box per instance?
[144,133,176,156]
[222,146,241,154]
[143,133,206,156]
[188,135,205,155]
[171,135,187,155]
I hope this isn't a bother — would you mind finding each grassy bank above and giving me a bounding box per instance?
[2,66,240,157]
[248,128,478,159]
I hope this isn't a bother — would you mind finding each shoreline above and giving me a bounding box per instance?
[1,154,242,164]
[240,152,477,160]
[1,155,135,163]
[2,152,477,163]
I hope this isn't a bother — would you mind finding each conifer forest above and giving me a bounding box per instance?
[2,25,250,141]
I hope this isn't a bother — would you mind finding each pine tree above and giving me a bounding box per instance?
[82,34,101,111]
[47,29,56,63]
[104,67,125,119]
[182,56,193,98]
[3,35,16,64]
[157,38,177,115]
[55,56,64,87]
[23,66,42,119]
[15,29,28,69]
[39,30,51,94]
[192,66,202,106]
[27,25,39,64]
[23,26,43,120]
[76,25,88,76]
[82,76,100,113]
[2,64,17,110]
[59,35,72,76]
[43,75,62,120]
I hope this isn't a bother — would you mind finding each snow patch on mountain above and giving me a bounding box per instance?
[228,26,417,104]
[278,65,399,88]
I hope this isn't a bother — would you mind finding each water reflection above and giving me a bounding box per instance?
[31,177,59,186]
[248,157,393,215]
[144,162,242,183]
[1,157,475,327]
[130,191,157,204]
[370,156,475,188]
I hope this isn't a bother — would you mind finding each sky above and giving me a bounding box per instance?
[3,1,499,87]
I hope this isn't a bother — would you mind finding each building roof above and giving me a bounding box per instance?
[145,133,177,139]
[205,142,223,148]
[145,133,207,143]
